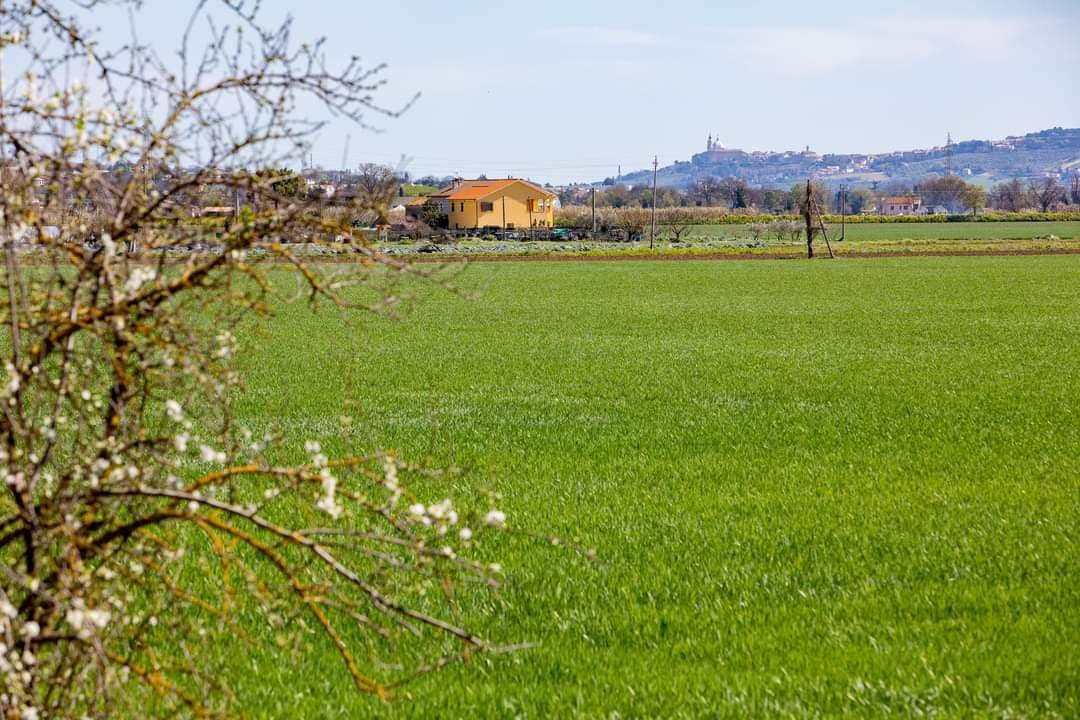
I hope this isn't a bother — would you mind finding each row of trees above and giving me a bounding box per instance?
[564,174,1080,215]
[987,176,1077,212]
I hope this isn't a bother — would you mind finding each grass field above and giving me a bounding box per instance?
[225,256,1078,718]
[687,220,1080,242]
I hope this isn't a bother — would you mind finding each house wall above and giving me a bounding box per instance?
[448,183,555,229]
[448,199,480,229]
[882,199,923,216]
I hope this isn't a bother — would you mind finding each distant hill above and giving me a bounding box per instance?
[615,128,1080,190]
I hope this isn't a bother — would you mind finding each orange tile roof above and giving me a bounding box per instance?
[445,178,554,201]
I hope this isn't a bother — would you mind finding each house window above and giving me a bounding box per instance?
[480,201,494,212]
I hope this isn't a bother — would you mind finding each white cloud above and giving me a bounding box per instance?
[708,17,1053,76]
[536,26,660,48]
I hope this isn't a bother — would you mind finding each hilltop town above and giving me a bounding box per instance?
[615,127,1080,190]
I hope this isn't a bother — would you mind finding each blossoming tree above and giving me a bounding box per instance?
[0,2,555,716]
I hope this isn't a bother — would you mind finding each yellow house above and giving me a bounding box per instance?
[443,179,556,230]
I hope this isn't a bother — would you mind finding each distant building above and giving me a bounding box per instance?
[403,195,432,220]
[191,206,234,218]
[693,133,748,165]
[305,179,336,198]
[441,179,556,230]
[882,196,922,216]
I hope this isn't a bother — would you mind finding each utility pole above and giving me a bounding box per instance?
[840,184,846,242]
[945,132,953,176]
[802,180,834,259]
[590,187,596,234]
[649,155,658,249]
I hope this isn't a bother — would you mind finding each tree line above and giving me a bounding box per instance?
[562,174,1080,215]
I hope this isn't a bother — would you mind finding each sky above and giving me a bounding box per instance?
[96,0,1080,183]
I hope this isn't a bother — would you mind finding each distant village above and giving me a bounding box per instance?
[614,127,1080,197]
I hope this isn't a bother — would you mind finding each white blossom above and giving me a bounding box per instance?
[199,445,226,464]
[315,467,342,518]
[484,510,507,528]
[429,499,453,521]
[383,457,399,491]
[165,399,183,422]
[124,267,157,295]
[4,364,20,395]
[315,494,342,519]
[0,599,16,619]
[214,331,236,359]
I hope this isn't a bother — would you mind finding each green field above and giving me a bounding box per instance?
[687,220,1080,242]
[227,256,1078,717]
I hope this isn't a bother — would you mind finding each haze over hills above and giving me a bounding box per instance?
[614,127,1080,190]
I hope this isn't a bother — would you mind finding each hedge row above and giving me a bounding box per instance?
[692,211,1080,225]
[554,208,1080,228]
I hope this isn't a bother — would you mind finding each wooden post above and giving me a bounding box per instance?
[817,209,835,259]
[808,181,835,259]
